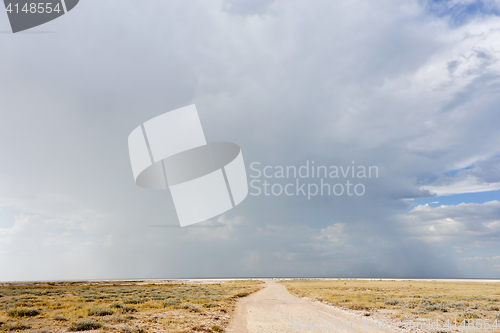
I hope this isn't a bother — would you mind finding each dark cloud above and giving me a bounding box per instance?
[222,0,275,16]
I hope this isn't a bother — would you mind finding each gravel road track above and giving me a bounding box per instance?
[227,280,400,333]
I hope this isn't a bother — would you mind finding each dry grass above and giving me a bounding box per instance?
[0,280,263,332]
[279,279,500,330]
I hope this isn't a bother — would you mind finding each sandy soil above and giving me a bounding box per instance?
[226,280,401,333]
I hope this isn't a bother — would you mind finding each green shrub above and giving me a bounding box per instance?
[123,298,143,304]
[7,308,41,318]
[163,299,180,307]
[348,303,370,311]
[88,308,114,316]
[461,312,479,319]
[2,323,32,331]
[120,326,144,333]
[179,304,200,312]
[151,295,166,300]
[68,320,102,331]
[94,295,112,299]
[202,303,220,308]
[486,305,499,311]
[411,310,429,315]
[53,315,68,321]
[424,302,448,312]
[122,306,138,313]
[446,302,465,309]
[384,299,400,305]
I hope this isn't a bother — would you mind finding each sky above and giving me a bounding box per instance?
[1,0,500,281]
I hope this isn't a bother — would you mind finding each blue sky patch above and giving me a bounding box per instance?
[424,0,500,26]
[413,189,500,207]
[0,206,19,229]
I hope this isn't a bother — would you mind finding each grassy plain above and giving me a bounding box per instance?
[0,280,263,332]
[280,279,500,326]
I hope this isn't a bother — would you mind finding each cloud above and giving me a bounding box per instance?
[0,213,105,281]
[395,200,500,244]
[420,157,500,195]
[222,0,276,15]
[421,175,500,195]
[392,200,500,276]
[459,255,500,273]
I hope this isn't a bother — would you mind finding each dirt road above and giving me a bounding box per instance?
[226,280,399,333]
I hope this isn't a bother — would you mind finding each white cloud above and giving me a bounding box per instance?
[420,157,500,195]
[421,175,500,195]
[396,200,500,244]
[0,212,107,281]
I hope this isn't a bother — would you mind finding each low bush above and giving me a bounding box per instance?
[404,301,417,309]
[1,323,32,331]
[411,310,429,315]
[151,295,166,300]
[68,320,102,331]
[104,315,132,324]
[120,326,145,333]
[348,303,370,311]
[425,303,448,312]
[179,304,200,312]
[7,308,41,318]
[54,315,68,321]
[163,299,180,307]
[88,308,114,316]
[122,306,138,313]
[202,303,220,308]
[461,312,479,319]
[384,299,400,305]
[123,298,143,304]
[446,302,465,309]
